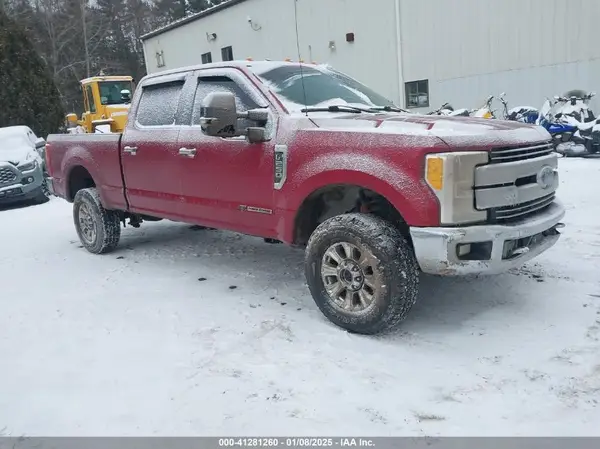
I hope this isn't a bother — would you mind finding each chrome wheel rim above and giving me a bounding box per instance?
[78,203,97,244]
[321,242,380,313]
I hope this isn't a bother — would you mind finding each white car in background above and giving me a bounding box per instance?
[0,126,49,206]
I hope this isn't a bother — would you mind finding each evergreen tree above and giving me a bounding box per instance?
[0,9,64,137]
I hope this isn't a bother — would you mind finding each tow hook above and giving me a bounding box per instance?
[543,223,565,237]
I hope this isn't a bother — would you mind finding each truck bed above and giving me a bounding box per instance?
[45,133,127,210]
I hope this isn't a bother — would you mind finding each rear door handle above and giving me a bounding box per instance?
[179,147,197,158]
[123,146,138,155]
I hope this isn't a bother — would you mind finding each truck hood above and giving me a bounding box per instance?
[309,113,551,147]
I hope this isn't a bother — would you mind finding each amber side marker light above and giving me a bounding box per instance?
[425,155,444,191]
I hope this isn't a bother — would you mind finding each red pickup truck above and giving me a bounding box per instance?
[46,61,565,334]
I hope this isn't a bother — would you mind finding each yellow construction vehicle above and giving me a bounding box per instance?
[65,75,134,133]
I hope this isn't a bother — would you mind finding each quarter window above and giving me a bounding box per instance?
[137,81,185,126]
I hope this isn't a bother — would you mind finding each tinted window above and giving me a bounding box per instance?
[137,81,184,126]
[253,65,395,110]
[221,46,234,61]
[85,85,96,113]
[192,76,258,126]
[201,52,212,64]
[99,81,133,105]
[405,79,429,108]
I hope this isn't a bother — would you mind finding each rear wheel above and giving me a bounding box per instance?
[305,213,419,335]
[73,188,121,254]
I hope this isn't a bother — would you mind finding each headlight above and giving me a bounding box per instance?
[425,151,489,225]
[18,160,38,172]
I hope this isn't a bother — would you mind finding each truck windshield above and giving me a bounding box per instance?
[99,81,133,105]
[251,64,396,112]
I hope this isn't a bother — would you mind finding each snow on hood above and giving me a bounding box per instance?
[309,113,551,148]
[0,145,37,165]
[0,136,37,165]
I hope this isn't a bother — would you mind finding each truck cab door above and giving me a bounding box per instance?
[175,68,278,238]
[120,74,190,220]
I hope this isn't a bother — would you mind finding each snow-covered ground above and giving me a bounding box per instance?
[0,158,599,437]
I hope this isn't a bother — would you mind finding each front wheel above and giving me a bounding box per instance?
[73,188,121,254]
[32,185,49,204]
[305,214,419,335]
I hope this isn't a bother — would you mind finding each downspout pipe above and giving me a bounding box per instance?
[394,0,405,108]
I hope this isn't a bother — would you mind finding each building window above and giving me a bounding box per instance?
[201,52,212,64]
[155,50,165,68]
[405,79,429,108]
[221,46,234,61]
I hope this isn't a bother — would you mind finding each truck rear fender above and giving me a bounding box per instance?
[62,146,106,205]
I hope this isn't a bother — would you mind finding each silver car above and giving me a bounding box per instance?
[0,126,49,206]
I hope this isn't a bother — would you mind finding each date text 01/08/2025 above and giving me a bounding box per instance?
[218,438,376,447]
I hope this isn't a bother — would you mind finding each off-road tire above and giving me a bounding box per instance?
[73,188,121,254]
[32,185,49,204]
[305,213,419,335]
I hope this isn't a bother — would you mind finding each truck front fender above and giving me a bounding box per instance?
[279,153,440,236]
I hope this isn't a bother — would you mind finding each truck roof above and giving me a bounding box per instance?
[143,60,319,82]
[80,75,134,85]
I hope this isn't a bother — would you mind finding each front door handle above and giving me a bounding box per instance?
[179,147,197,158]
[123,146,138,155]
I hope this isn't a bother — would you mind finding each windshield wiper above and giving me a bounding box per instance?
[369,105,409,113]
[299,105,376,114]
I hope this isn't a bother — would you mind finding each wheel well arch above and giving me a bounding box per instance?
[292,184,410,246]
[66,165,96,202]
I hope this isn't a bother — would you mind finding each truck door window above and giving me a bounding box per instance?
[85,85,96,113]
[191,76,258,126]
[137,81,185,127]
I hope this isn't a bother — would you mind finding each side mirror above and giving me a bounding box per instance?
[200,91,269,142]
[35,137,46,149]
[121,89,132,103]
[243,108,269,124]
[199,92,239,138]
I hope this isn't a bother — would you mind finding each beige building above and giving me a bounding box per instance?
[141,0,600,112]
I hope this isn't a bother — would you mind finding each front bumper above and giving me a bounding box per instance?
[0,163,45,205]
[409,201,566,276]
[46,176,55,196]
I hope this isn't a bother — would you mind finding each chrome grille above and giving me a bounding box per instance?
[489,193,556,223]
[490,141,554,164]
[0,167,17,185]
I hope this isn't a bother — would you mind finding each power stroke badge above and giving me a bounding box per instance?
[274,144,288,190]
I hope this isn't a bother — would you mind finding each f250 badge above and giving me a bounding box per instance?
[274,145,288,190]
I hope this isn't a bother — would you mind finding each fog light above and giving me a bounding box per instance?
[27,177,34,183]
[457,244,471,257]
[457,241,493,261]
